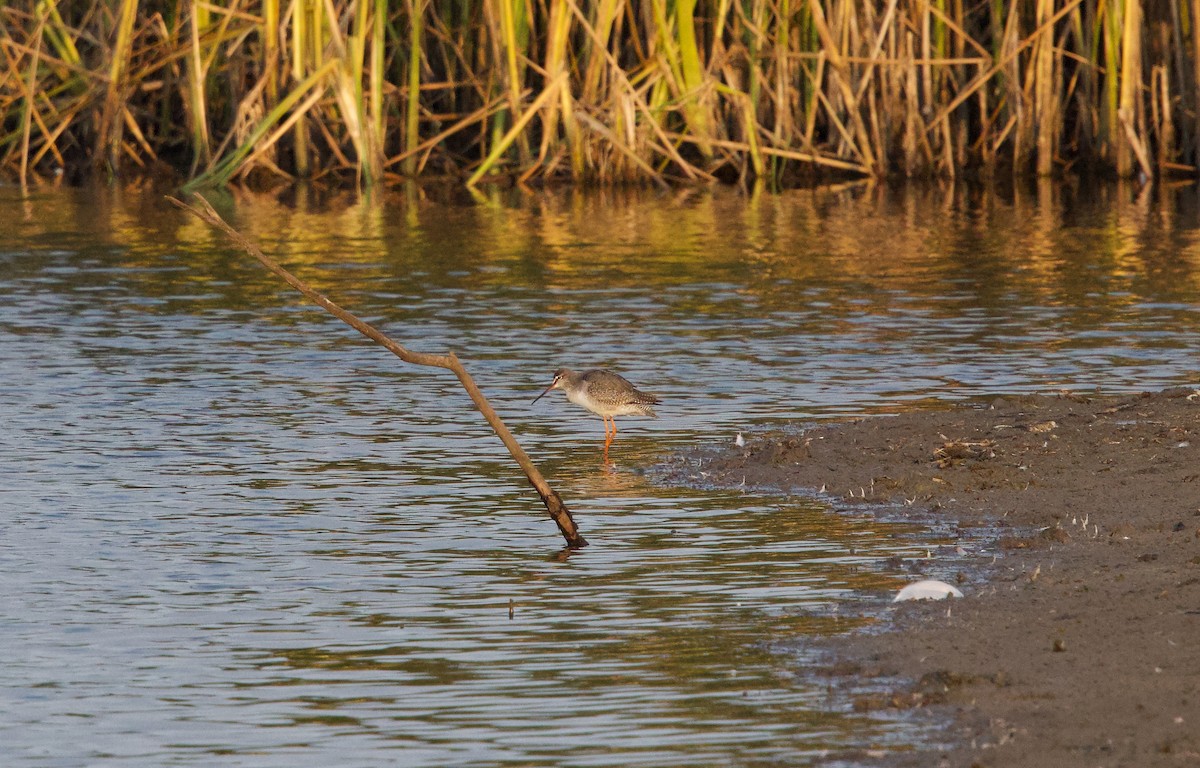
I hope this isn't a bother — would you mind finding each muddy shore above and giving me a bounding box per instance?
[681,388,1200,766]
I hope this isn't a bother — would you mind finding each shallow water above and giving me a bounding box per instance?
[2,180,1198,765]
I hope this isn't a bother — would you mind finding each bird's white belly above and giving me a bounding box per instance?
[565,387,604,415]
[565,386,653,417]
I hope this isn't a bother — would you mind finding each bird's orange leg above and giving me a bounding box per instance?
[603,416,615,461]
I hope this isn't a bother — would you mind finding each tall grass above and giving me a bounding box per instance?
[1,0,1196,188]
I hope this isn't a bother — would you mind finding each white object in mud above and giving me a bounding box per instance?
[893,580,964,602]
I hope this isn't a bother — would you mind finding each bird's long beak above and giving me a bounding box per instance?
[532,381,558,404]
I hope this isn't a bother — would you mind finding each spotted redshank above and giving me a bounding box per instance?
[532,368,660,460]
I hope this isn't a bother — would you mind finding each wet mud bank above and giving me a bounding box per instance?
[675,388,1200,766]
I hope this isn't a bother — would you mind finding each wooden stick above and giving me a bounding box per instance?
[166,194,588,549]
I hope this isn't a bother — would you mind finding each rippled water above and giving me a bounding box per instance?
[2,181,1198,765]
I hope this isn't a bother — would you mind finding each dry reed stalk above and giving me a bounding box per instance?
[467,72,563,186]
[575,110,670,188]
[120,102,156,163]
[388,93,507,169]
[4,28,66,169]
[184,58,339,190]
[665,131,871,173]
[262,0,280,108]
[26,99,75,173]
[2,0,1198,186]
[563,0,709,181]
[95,0,139,174]
[1193,0,1200,166]
[1033,0,1058,175]
[805,0,877,172]
[851,0,898,105]
[1150,65,1173,170]
[369,0,386,174]
[18,7,44,190]
[920,0,933,128]
[324,0,384,185]
[237,86,328,177]
[1117,0,1144,177]
[536,0,572,176]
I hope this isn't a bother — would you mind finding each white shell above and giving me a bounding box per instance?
[893,579,964,602]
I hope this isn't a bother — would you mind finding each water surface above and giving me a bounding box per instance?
[2,180,1198,765]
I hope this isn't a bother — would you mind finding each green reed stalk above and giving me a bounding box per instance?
[675,0,712,156]
[35,0,80,71]
[650,0,682,96]
[186,2,212,175]
[743,0,764,151]
[1065,1,1092,151]
[404,0,424,176]
[263,0,280,107]
[494,0,531,165]
[338,0,384,184]
[292,0,312,177]
[774,0,792,155]
[1102,0,1122,170]
[580,0,619,103]
[796,2,822,151]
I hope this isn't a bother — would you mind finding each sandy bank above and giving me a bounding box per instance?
[679,388,1200,766]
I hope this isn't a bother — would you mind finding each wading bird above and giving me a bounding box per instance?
[533,368,660,461]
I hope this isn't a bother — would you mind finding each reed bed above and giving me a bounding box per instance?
[1,0,1196,189]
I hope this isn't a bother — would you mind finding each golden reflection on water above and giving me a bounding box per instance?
[45,177,1195,421]
[19,179,1200,307]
